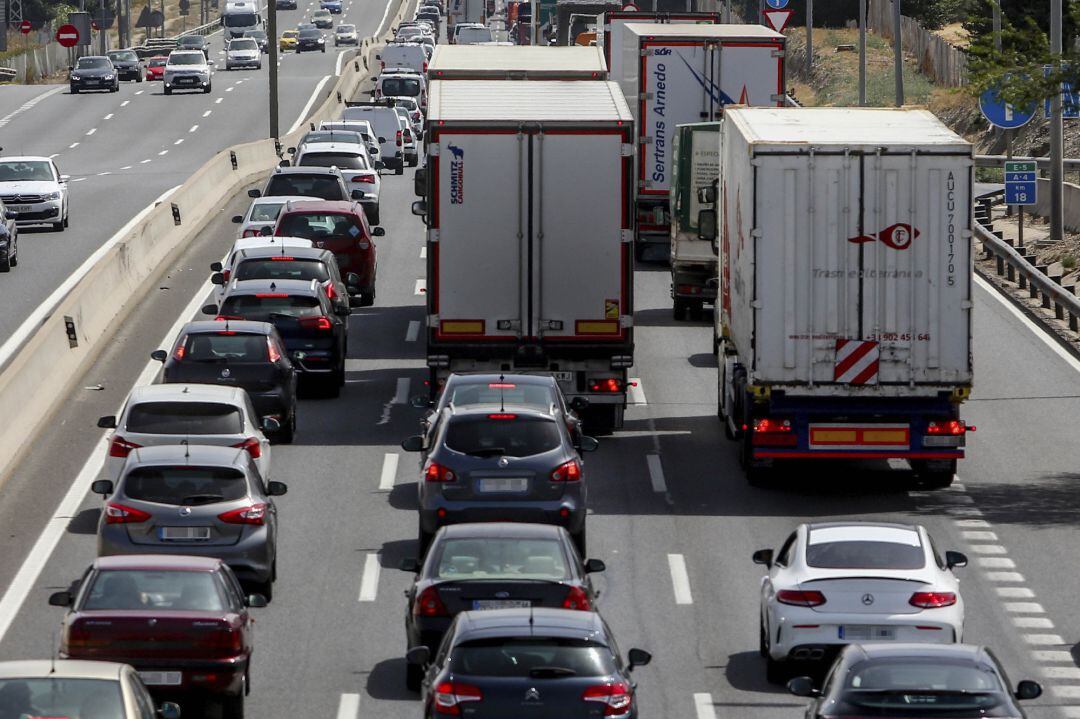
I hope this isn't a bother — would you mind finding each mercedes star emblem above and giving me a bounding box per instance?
[861,593,875,606]
[148,618,157,626]
[524,687,541,702]
[498,457,509,467]
[179,507,192,517]
[221,368,231,378]
[495,591,510,599]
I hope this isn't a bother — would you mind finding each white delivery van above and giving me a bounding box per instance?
[378,42,428,74]
[222,0,262,40]
[342,104,405,173]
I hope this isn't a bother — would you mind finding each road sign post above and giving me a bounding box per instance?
[1005,160,1037,251]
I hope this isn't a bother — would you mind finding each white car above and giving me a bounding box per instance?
[292,141,382,224]
[213,235,316,289]
[334,23,358,45]
[163,49,212,94]
[385,95,423,136]
[341,105,405,173]
[232,195,313,238]
[0,660,180,719]
[225,37,262,69]
[453,23,492,44]
[389,106,418,167]
[0,156,69,231]
[312,123,383,166]
[754,522,967,683]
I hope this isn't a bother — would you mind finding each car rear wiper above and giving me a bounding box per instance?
[266,312,299,322]
[181,493,225,505]
[462,447,506,457]
[528,666,576,678]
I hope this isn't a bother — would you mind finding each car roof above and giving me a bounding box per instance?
[226,278,321,296]
[456,608,607,641]
[271,165,343,177]
[806,521,919,534]
[232,237,314,252]
[238,245,332,261]
[127,382,246,404]
[250,194,313,206]
[0,155,53,163]
[0,660,127,681]
[847,643,990,663]
[125,443,251,469]
[281,199,359,213]
[93,554,224,572]
[298,142,365,154]
[181,319,274,335]
[441,522,566,540]
[447,373,557,388]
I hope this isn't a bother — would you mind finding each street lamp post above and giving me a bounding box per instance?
[1049,0,1064,243]
[268,0,280,140]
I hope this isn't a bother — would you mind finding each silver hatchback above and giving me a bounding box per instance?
[92,444,287,599]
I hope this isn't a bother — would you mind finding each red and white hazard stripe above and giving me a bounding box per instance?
[834,339,879,385]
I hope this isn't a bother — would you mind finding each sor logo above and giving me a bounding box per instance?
[448,143,464,205]
[654,47,672,55]
[848,223,920,250]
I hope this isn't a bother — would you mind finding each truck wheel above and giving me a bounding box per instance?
[912,459,956,489]
[584,405,616,436]
[406,661,423,691]
[739,433,767,487]
[222,690,245,719]
[673,298,688,321]
[689,302,704,321]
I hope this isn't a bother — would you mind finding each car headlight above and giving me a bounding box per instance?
[45,191,61,200]
[70,74,80,80]
[104,74,114,79]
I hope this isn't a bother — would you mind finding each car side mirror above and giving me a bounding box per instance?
[267,480,288,496]
[399,557,420,573]
[262,417,282,433]
[157,701,181,719]
[375,53,381,59]
[1015,680,1042,700]
[245,593,268,608]
[248,189,261,198]
[945,551,968,569]
[370,76,378,82]
[278,159,290,167]
[48,591,73,607]
[627,648,651,671]
[698,208,717,242]
[414,167,427,197]
[150,349,168,362]
[411,395,434,409]
[287,146,296,154]
[584,558,605,573]
[787,676,818,697]
[351,189,365,200]
[91,479,113,498]
[401,435,424,452]
[372,226,386,237]
[210,261,223,272]
[375,160,386,170]
[378,136,386,143]
[578,436,599,453]
[406,645,430,666]
[697,186,716,204]
[231,215,243,223]
[68,65,74,71]
[752,548,773,567]
[569,396,590,411]
[211,272,226,286]
[202,304,219,315]
[411,200,427,216]
[97,415,117,429]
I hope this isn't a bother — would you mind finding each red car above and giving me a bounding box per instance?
[273,199,381,306]
[145,55,168,81]
[49,555,265,715]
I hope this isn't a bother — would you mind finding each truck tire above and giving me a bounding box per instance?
[689,301,704,321]
[673,298,688,321]
[912,459,956,489]
[584,405,617,436]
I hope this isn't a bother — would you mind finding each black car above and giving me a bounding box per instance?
[788,643,1043,719]
[205,278,349,397]
[0,199,17,272]
[213,244,360,309]
[416,7,441,30]
[176,34,210,58]
[276,0,297,8]
[408,608,651,718]
[151,320,298,442]
[69,56,119,93]
[244,29,270,53]
[296,27,326,52]
[399,523,606,691]
[106,49,145,81]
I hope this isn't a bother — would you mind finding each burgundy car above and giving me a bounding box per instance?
[273,199,381,306]
[49,555,266,715]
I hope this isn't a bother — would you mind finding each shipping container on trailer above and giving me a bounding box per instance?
[713,107,974,488]
[448,0,486,27]
[669,121,721,320]
[614,23,785,261]
[427,45,608,80]
[599,10,720,85]
[415,80,635,431]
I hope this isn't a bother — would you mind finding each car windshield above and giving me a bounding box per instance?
[457,27,492,42]
[299,28,321,38]
[178,36,204,46]
[220,294,322,321]
[249,201,285,222]
[149,57,168,67]
[806,526,925,570]
[445,416,562,458]
[124,466,249,505]
[264,175,344,200]
[381,77,420,96]
[76,57,110,69]
[83,570,226,611]
[432,538,569,580]
[452,638,616,678]
[283,30,298,37]
[0,678,124,718]
[845,659,1005,711]
[182,331,270,362]
[108,51,138,61]
[235,257,330,283]
[126,401,244,435]
[0,160,52,182]
[170,53,204,65]
[337,24,355,31]
[278,212,362,240]
[299,151,366,170]
[230,38,258,50]
[448,381,554,411]
[224,12,258,26]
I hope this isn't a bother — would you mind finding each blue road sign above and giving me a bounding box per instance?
[1042,65,1080,119]
[765,0,788,8]
[1005,160,1037,206]
[980,88,1036,129]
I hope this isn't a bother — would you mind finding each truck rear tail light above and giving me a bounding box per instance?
[434,681,482,714]
[218,503,267,525]
[298,316,333,331]
[776,590,826,607]
[108,436,142,458]
[562,585,591,610]
[926,420,970,435]
[909,592,957,609]
[751,418,797,447]
[550,459,581,482]
[677,284,702,295]
[589,378,622,393]
[104,502,151,524]
[582,681,631,715]
[231,437,262,459]
[424,462,455,482]
[412,586,448,616]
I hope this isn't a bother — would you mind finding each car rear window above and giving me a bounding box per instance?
[453,638,616,678]
[380,77,421,96]
[433,538,569,580]
[83,570,226,611]
[278,212,363,240]
[123,466,248,505]
[299,152,366,170]
[182,332,269,362]
[456,27,492,43]
[806,526,925,570]
[220,294,322,321]
[235,257,330,283]
[845,659,1005,711]
[0,678,124,718]
[249,201,285,222]
[126,401,244,435]
[448,382,554,411]
[444,416,561,458]
[264,175,345,200]
[230,38,258,50]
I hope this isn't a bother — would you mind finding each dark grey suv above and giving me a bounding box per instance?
[0,199,17,271]
[402,406,597,556]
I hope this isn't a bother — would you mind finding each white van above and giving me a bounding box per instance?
[452,23,492,45]
[222,0,262,39]
[378,42,427,74]
[342,105,405,174]
[373,71,427,110]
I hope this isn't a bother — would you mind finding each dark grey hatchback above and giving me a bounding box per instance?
[407,608,651,719]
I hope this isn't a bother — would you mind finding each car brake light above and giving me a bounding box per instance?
[352,173,376,184]
[487,413,516,420]
[218,503,267,525]
[267,338,281,362]
[777,590,826,607]
[231,437,262,459]
[550,459,581,482]
[926,420,969,435]
[488,383,516,389]
[215,315,245,321]
[424,462,455,482]
[108,436,142,458]
[104,502,151,524]
[298,316,333,331]
[562,585,591,610]
[270,256,295,261]
[412,586,448,616]
[242,229,260,238]
[582,681,631,716]
[325,282,337,299]
[255,293,289,298]
[423,61,427,71]
[909,591,957,608]
[396,130,402,146]
[434,681,482,714]
[173,336,187,360]
[588,378,622,392]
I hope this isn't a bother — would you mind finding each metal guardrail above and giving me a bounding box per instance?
[177,18,223,37]
[975,154,1080,171]
[973,189,1080,332]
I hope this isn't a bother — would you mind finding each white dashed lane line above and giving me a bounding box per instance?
[174,139,184,145]
[189,124,199,132]
[68,142,79,149]
[358,553,380,602]
[645,453,667,494]
[48,153,59,159]
[414,279,425,295]
[135,90,144,95]
[120,100,130,106]
[693,693,717,719]
[225,87,234,92]
[71,177,87,182]
[392,378,410,405]
[419,246,426,258]
[120,165,132,170]
[378,453,398,490]
[140,159,152,164]
[202,109,212,117]
[103,113,113,120]
[335,694,359,719]
[405,320,419,342]
[667,553,693,605]
[158,150,169,156]
[215,97,224,104]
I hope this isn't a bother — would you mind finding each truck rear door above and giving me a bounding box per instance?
[718,42,783,108]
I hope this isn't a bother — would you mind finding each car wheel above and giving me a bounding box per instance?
[204,82,212,93]
[63,210,69,229]
[759,616,768,658]
[912,459,956,490]
[418,523,435,558]
[9,239,16,267]
[52,219,64,232]
[360,288,375,307]
[221,689,245,719]
[253,577,274,602]
[571,524,586,556]
[164,86,172,95]
[321,46,326,52]
[257,63,262,70]
[272,418,295,444]
[137,73,144,83]
[673,297,688,321]
[395,160,404,176]
[409,155,418,167]
[0,256,9,273]
[406,661,423,692]
[70,85,78,94]
[111,83,119,92]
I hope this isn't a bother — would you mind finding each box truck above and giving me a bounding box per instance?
[713,108,974,488]
[669,121,720,320]
[599,10,719,84]
[613,23,785,260]
[447,0,485,28]
[428,45,608,80]
[412,80,635,431]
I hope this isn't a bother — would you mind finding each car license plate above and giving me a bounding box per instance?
[478,477,528,493]
[139,671,182,686]
[838,625,895,641]
[551,371,573,383]
[472,599,531,610]
[160,526,211,541]
[9,206,31,212]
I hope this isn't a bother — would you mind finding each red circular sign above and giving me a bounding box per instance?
[56,23,80,47]
[91,20,99,30]
[19,20,31,33]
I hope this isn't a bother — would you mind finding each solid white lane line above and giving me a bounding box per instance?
[1014,616,1055,629]
[976,274,1080,373]
[977,557,1015,569]
[996,586,1035,597]
[1032,650,1074,662]
[627,377,646,405]
[86,128,96,135]
[961,530,997,541]
[174,139,184,145]
[0,86,63,128]
[405,320,420,342]
[667,553,693,605]
[392,378,410,404]
[414,279,426,295]
[646,453,667,493]
[71,177,87,182]
[1005,602,1046,613]
[1023,634,1065,645]
[693,693,717,719]
[335,694,360,719]
[69,142,79,149]
[202,109,212,117]
[287,74,331,134]
[378,453,399,490]
[158,150,169,156]
[373,0,395,35]
[358,553,380,601]
[189,124,199,132]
